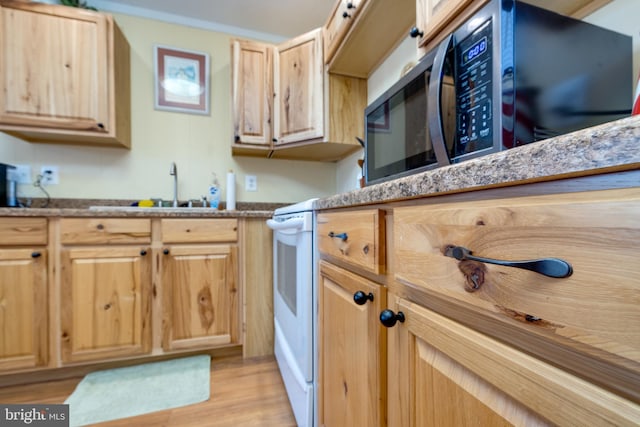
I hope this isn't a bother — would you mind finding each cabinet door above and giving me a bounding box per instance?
[415,0,475,47]
[0,248,47,372]
[319,261,385,427]
[324,0,366,64]
[60,246,152,363]
[0,3,109,131]
[231,39,273,147]
[273,28,324,145]
[162,244,238,351]
[387,296,640,426]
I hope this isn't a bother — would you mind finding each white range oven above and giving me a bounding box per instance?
[266,198,318,427]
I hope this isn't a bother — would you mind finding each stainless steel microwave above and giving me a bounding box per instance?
[364,0,632,185]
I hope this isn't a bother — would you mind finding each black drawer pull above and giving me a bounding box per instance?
[444,245,573,278]
[380,309,405,328]
[328,231,348,241]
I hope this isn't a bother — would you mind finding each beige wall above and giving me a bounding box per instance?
[0,13,336,205]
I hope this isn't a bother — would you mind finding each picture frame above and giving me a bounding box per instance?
[154,45,210,115]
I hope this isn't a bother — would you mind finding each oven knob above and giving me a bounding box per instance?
[353,291,374,305]
[379,309,405,327]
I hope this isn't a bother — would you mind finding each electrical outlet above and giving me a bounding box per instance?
[13,164,32,184]
[245,175,257,192]
[40,165,59,185]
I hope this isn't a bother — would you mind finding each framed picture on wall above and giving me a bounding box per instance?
[154,45,210,115]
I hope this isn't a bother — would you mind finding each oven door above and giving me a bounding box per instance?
[271,219,313,383]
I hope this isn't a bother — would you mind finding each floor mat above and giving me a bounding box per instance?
[65,354,211,426]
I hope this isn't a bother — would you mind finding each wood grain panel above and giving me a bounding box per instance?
[242,219,274,358]
[398,300,640,426]
[393,188,640,402]
[0,217,47,245]
[231,39,273,147]
[60,246,152,363]
[60,218,150,245]
[161,218,238,243]
[162,245,238,351]
[0,248,47,372]
[317,209,385,274]
[319,261,385,427]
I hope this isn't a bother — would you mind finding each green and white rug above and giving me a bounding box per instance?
[65,355,211,426]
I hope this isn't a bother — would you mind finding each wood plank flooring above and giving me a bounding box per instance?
[0,355,297,426]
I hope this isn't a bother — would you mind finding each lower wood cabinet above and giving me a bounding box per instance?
[0,248,48,372]
[60,246,152,363]
[319,260,386,427]
[386,296,640,426]
[161,244,239,351]
[0,218,48,372]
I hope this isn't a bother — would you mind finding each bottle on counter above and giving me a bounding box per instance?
[209,173,220,209]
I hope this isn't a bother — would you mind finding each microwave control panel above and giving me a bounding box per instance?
[455,19,493,158]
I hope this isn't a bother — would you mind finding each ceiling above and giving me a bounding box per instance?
[91,0,335,41]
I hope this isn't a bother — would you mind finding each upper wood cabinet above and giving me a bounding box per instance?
[325,0,415,78]
[273,29,324,146]
[324,0,366,66]
[0,218,48,373]
[0,1,131,148]
[231,39,273,149]
[231,29,366,162]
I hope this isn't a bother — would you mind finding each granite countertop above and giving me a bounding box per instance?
[316,116,640,210]
[0,200,284,218]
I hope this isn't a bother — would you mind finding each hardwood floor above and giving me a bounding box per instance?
[0,355,297,426]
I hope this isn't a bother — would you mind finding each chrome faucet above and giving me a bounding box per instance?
[169,162,178,207]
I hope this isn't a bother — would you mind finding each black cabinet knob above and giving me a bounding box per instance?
[163,248,170,255]
[342,11,351,18]
[31,251,41,258]
[353,291,374,305]
[346,1,356,9]
[140,250,147,256]
[380,309,405,327]
[409,27,424,38]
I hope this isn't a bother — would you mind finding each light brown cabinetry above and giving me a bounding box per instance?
[317,209,386,427]
[319,261,385,427]
[0,1,131,148]
[324,0,366,66]
[160,219,239,351]
[0,218,48,372]
[387,296,636,426]
[59,218,152,363]
[231,29,366,161]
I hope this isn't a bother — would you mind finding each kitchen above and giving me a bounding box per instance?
[1,0,639,426]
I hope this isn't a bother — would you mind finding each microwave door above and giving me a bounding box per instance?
[428,34,455,167]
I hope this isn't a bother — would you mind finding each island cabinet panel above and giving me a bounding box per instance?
[0,248,48,372]
[388,297,639,427]
[318,260,386,427]
[392,188,640,403]
[161,244,239,351]
[60,246,152,363]
[317,209,385,274]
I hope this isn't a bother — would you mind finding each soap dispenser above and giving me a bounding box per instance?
[209,173,220,209]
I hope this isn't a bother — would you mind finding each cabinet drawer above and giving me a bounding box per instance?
[0,217,47,245]
[393,188,640,402]
[161,218,238,243]
[317,209,384,274]
[60,218,151,244]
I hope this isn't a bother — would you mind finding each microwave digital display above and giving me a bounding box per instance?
[462,36,488,65]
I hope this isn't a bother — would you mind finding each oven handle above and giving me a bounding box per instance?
[266,217,305,231]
